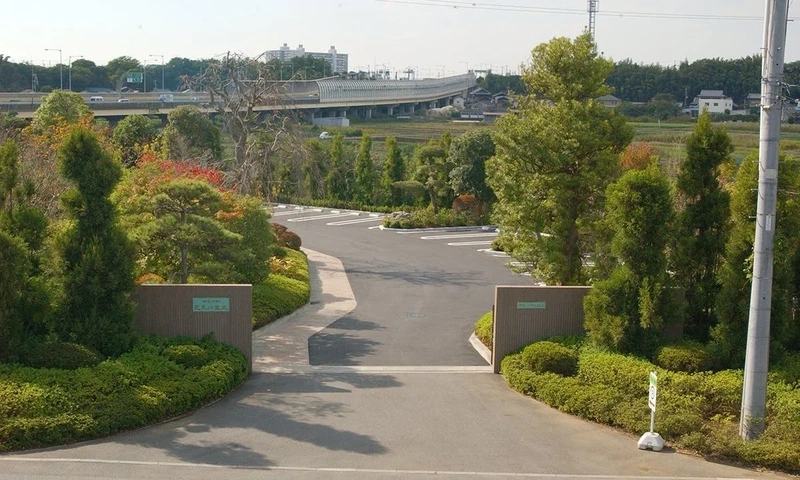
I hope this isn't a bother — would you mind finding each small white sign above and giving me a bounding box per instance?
[648,371,657,412]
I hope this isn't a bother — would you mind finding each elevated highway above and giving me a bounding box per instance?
[0,74,476,121]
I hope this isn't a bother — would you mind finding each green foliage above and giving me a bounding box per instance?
[382,136,405,205]
[325,133,355,202]
[0,335,247,452]
[112,115,158,167]
[353,134,377,204]
[412,143,451,212]
[22,341,104,370]
[31,91,91,131]
[521,341,579,376]
[381,208,475,229]
[448,130,496,204]
[655,341,712,373]
[673,112,733,342]
[474,311,493,349]
[161,344,208,368]
[268,248,309,283]
[252,274,310,330]
[475,72,526,95]
[712,152,800,367]
[218,195,275,284]
[0,231,30,359]
[503,345,800,474]
[488,34,632,286]
[584,166,678,356]
[270,222,302,251]
[162,106,222,160]
[55,127,135,358]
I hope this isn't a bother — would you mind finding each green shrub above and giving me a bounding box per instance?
[578,350,654,397]
[655,341,712,373]
[162,344,208,368]
[0,335,246,452]
[252,275,310,330]
[23,341,104,370]
[474,311,493,350]
[521,341,579,377]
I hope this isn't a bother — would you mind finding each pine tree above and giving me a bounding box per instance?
[672,111,733,341]
[353,134,376,205]
[381,136,405,206]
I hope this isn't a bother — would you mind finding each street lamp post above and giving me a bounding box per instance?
[143,61,147,94]
[436,64,445,78]
[68,55,82,92]
[45,48,63,90]
[150,54,165,92]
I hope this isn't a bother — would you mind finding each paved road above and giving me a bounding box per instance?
[0,205,791,479]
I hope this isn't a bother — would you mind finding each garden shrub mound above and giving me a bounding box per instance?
[521,341,578,377]
[501,340,800,474]
[655,341,712,373]
[0,335,247,452]
[382,208,477,229]
[253,248,311,330]
[22,341,104,370]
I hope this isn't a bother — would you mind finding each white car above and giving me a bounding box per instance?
[319,131,332,140]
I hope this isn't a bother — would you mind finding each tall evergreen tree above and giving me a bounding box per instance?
[382,136,405,206]
[325,133,354,202]
[56,127,136,357]
[672,111,733,341]
[487,33,632,285]
[353,134,376,205]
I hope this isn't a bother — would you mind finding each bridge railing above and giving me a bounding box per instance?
[316,73,475,103]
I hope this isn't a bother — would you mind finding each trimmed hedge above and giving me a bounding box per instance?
[22,341,104,370]
[474,311,493,350]
[501,342,800,474]
[0,335,247,452]
[253,248,311,330]
[655,341,712,373]
[521,341,578,376]
[382,208,478,229]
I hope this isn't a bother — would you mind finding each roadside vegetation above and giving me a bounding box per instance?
[0,71,311,450]
[473,32,800,475]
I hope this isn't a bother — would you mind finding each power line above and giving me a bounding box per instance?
[375,0,794,21]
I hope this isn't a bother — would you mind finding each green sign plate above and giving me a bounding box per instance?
[193,297,230,312]
[126,72,143,83]
[517,301,546,310]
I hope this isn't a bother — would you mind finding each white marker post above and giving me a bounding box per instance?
[638,371,664,451]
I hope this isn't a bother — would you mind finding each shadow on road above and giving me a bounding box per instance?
[345,265,486,287]
[104,372,400,466]
[308,327,382,365]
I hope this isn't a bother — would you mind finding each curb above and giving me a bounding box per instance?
[469,332,492,365]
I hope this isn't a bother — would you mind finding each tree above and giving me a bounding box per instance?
[55,127,136,357]
[584,165,678,356]
[113,115,158,167]
[448,130,496,204]
[672,111,733,341]
[160,105,222,161]
[325,134,354,201]
[134,179,241,284]
[353,134,377,204]
[105,56,141,92]
[413,143,450,212]
[302,139,330,199]
[0,230,29,359]
[382,136,405,205]
[191,52,292,195]
[712,152,800,366]
[31,90,91,131]
[487,32,632,285]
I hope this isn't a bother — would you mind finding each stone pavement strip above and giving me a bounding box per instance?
[251,248,357,368]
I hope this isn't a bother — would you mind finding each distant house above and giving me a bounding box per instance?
[596,94,622,108]
[694,90,733,114]
[468,87,493,103]
[746,93,761,108]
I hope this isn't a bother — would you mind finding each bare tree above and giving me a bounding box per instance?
[190,52,298,196]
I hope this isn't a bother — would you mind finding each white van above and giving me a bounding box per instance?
[89,96,104,102]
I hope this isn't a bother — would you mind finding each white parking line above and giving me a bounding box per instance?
[419,233,498,240]
[327,217,386,226]
[272,209,323,216]
[287,212,359,222]
[447,240,496,246]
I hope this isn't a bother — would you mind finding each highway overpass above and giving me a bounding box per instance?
[0,74,476,121]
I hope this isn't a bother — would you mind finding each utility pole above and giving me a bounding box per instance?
[587,0,599,41]
[740,0,790,441]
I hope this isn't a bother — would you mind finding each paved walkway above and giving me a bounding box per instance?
[252,248,357,369]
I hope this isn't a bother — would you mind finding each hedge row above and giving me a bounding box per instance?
[274,197,417,214]
[252,248,311,330]
[0,335,247,452]
[501,342,800,474]
[382,208,479,229]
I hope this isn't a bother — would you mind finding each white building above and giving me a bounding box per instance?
[695,90,733,114]
[265,44,349,74]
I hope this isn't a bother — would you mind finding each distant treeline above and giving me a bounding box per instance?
[0,54,337,93]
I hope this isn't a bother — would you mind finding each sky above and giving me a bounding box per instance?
[2,0,799,76]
